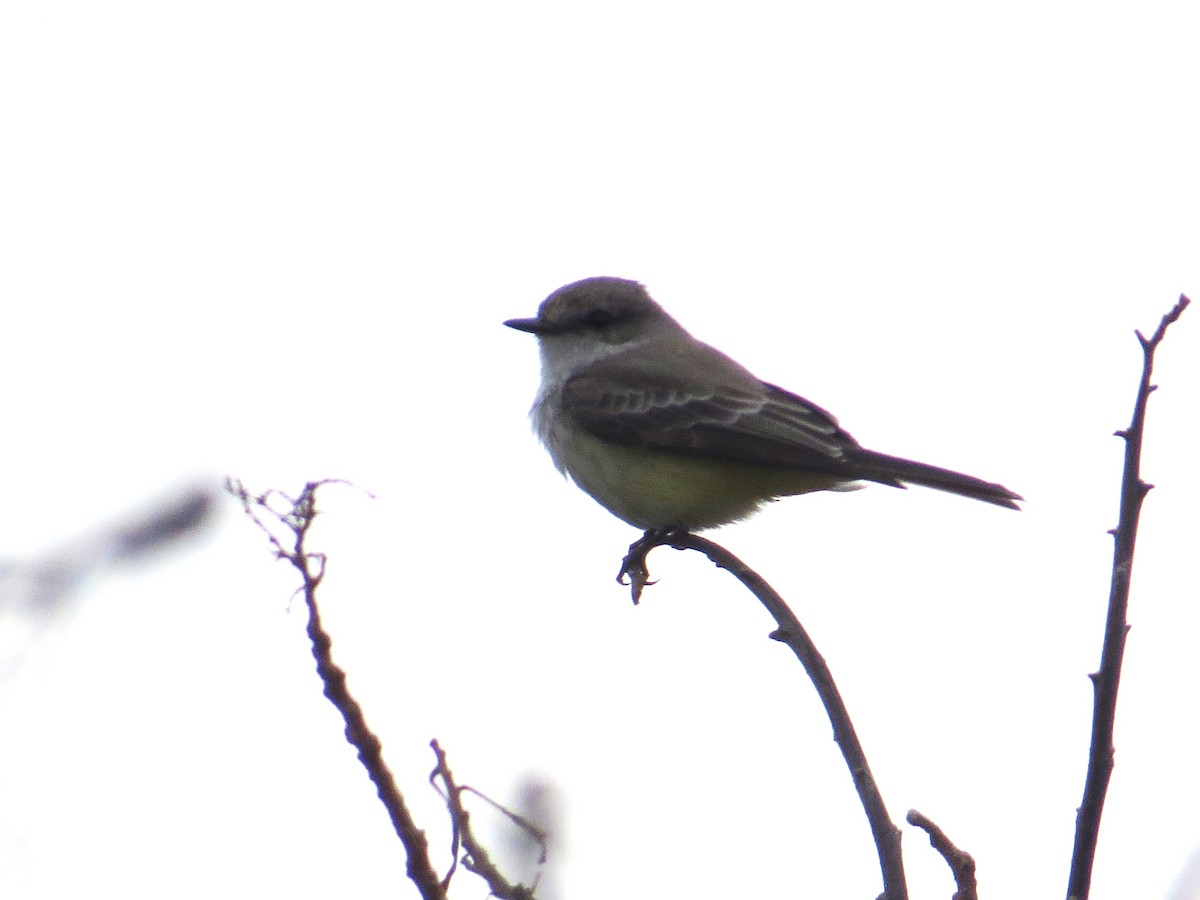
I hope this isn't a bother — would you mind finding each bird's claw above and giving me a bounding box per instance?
[617,529,678,604]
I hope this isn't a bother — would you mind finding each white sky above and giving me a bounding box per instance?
[2,3,1198,898]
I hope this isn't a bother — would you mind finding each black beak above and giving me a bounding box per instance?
[503,316,546,334]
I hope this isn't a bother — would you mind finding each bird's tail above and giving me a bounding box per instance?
[854,451,1023,510]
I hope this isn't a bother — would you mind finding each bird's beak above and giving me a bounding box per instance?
[504,316,546,334]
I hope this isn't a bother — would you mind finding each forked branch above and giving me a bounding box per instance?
[227,479,447,900]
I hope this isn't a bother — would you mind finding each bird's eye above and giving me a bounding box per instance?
[584,309,614,328]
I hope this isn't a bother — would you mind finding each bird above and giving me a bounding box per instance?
[505,276,1021,533]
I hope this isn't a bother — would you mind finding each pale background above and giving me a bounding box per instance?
[2,3,1198,898]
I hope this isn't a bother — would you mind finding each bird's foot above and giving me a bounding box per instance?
[617,528,685,604]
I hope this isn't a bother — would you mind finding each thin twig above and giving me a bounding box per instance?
[622,530,908,900]
[1066,294,1190,900]
[907,809,977,900]
[429,740,541,900]
[227,479,446,900]
[462,786,550,864]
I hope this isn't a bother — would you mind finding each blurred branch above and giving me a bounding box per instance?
[227,479,447,900]
[1066,294,1191,900]
[1,481,218,675]
[907,809,976,900]
[108,484,217,562]
[621,529,908,900]
[0,481,217,615]
[429,740,544,900]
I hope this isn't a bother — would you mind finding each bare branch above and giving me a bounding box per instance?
[907,809,977,900]
[429,739,541,900]
[227,479,446,900]
[1066,294,1191,900]
[461,785,550,865]
[620,529,907,900]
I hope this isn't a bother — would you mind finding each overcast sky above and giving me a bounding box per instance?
[2,3,1198,899]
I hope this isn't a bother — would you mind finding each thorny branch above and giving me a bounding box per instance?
[1066,294,1190,900]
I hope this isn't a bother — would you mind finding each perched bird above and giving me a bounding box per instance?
[506,276,1021,532]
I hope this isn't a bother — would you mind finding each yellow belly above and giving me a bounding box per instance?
[558,432,853,530]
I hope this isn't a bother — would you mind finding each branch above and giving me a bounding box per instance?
[227,479,447,900]
[1066,294,1190,900]
[907,809,977,900]
[620,529,908,900]
[429,740,544,900]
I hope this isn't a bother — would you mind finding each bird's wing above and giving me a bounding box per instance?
[562,340,1022,508]
[561,342,871,474]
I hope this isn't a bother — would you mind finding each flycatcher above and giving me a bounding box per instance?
[506,276,1021,531]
